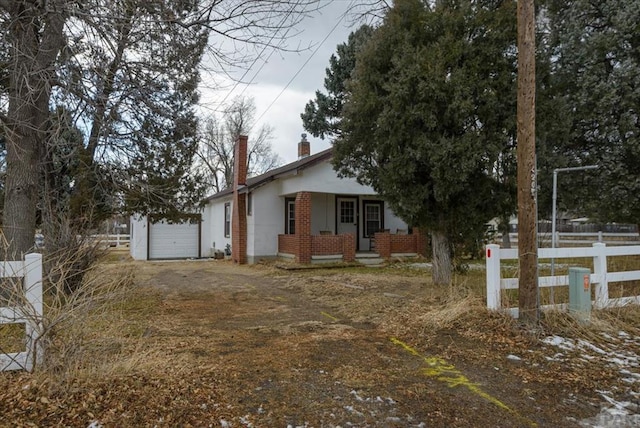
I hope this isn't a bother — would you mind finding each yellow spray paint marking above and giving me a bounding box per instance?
[390,337,537,427]
[321,311,339,322]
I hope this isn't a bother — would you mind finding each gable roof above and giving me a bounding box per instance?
[203,147,333,202]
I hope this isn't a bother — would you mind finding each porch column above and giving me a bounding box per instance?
[295,191,311,264]
[375,231,391,258]
[343,233,356,262]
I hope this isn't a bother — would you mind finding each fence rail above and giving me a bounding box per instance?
[486,243,640,317]
[501,231,639,246]
[90,234,130,247]
[0,253,43,372]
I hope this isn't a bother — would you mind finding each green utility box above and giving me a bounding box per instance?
[569,267,591,322]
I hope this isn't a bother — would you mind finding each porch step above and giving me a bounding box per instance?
[356,252,381,258]
[357,257,385,266]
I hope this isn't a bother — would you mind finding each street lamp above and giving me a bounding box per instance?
[550,164,599,302]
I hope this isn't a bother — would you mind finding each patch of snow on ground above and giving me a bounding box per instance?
[543,333,640,426]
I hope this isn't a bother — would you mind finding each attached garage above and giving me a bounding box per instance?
[130,216,201,260]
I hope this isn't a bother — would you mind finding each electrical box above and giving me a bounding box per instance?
[569,267,591,322]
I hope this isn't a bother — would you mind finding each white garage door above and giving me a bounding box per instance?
[149,221,200,259]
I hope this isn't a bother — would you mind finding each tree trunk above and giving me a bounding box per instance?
[500,215,511,249]
[431,230,452,286]
[3,3,66,259]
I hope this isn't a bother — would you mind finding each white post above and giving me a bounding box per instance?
[23,253,43,372]
[24,253,43,317]
[486,244,501,310]
[592,242,608,309]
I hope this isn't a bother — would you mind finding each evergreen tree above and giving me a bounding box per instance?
[301,25,374,140]
[541,0,640,225]
[0,0,318,257]
[334,0,517,285]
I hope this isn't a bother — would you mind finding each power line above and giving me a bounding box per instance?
[215,1,301,111]
[251,4,349,130]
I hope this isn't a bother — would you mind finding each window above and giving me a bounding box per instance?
[364,201,384,238]
[247,192,252,216]
[224,202,231,237]
[340,200,355,224]
[285,198,295,235]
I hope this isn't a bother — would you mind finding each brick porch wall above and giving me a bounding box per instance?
[279,233,356,262]
[278,235,296,254]
[390,235,418,253]
[311,235,344,255]
[376,229,426,257]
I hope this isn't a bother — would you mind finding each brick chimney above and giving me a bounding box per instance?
[298,133,310,159]
[232,135,248,264]
[234,135,248,186]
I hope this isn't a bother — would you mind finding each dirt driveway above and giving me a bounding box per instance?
[131,259,614,427]
[1,257,633,427]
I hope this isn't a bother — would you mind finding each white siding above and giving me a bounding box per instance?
[249,184,284,261]
[129,215,148,260]
[279,160,377,196]
[202,196,232,256]
[201,158,411,263]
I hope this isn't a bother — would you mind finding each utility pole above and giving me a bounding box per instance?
[517,0,539,323]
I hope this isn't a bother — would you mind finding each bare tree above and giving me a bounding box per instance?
[0,0,318,258]
[198,96,282,193]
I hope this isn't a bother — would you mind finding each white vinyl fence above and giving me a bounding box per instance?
[0,253,43,371]
[91,234,130,247]
[505,231,639,246]
[486,243,640,317]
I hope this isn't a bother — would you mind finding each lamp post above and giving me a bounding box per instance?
[550,165,599,302]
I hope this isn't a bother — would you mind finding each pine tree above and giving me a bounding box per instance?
[301,25,374,140]
[334,0,518,285]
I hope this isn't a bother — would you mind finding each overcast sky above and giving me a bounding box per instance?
[198,1,362,164]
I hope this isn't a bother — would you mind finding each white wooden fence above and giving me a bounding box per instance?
[91,234,130,247]
[505,231,639,246]
[486,243,640,317]
[0,253,43,371]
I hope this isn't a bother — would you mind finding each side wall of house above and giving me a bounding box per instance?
[201,197,233,257]
[248,183,284,263]
[129,216,148,260]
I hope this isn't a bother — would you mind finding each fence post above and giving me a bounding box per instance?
[592,242,608,309]
[23,253,43,372]
[486,244,501,310]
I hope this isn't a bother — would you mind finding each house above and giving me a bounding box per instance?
[130,135,425,262]
[200,135,425,264]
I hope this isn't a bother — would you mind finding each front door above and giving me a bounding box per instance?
[336,197,358,243]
